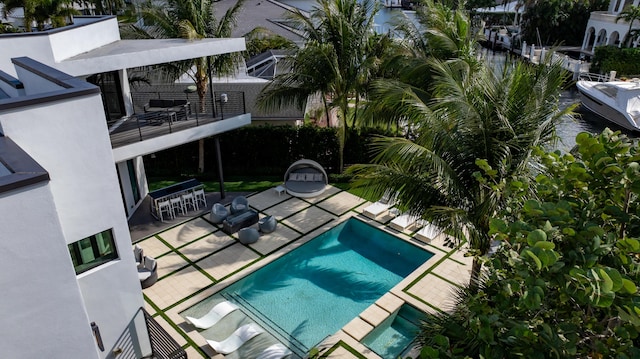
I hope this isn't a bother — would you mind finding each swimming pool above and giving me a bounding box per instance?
[362,304,426,359]
[215,218,433,355]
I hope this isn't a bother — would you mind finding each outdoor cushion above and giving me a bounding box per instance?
[238,227,260,244]
[258,215,277,234]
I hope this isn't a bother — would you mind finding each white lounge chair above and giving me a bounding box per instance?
[415,222,441,243]
[363,201,392,219]
[185,301,239,329]
[390,213,419,232]
[207,323,265,354]
[362,193,396,219]
[256,343,292,359]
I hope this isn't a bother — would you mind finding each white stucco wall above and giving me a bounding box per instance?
[0,16,119,76]
[48,17,120,63]
[0,80,144,358]
[0,182,100,359]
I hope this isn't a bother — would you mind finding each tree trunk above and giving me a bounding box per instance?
[469,256,482,293]
[198,139,205,173]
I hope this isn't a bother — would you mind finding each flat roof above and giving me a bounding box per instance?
[56,38,247,76]
[0,136,49,194]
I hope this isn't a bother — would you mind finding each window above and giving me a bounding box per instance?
[68,229,118,274]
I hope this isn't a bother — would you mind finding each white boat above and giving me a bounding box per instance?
[576,76,640,132]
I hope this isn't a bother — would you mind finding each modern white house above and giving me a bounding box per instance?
[0,15,252,358]
[0,15,253,219]
[582,0,640,53]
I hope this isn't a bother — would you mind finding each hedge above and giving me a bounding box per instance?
[143,125,396,180]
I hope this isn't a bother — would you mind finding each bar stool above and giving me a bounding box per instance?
[157,199,174,222]
[193,188,207,209]
[170,197,185,216]
[182,192,198,211]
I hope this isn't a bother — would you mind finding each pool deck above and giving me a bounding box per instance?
[133,185,472,359]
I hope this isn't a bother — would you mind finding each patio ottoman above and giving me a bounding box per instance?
[222,209,259,234]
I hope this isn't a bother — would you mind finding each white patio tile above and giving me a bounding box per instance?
[143,265,214,310]
[179,231,236,262]
[406,273,460,312]
[249,224,300,255]
[158,217,218,249]
[196,243,261,280]
[317,191,367,216]
[431,258,472,287]
[136,236,172,258]
[156,251,190,279]
[282,206,336,233]
[247,188,291,210]
[264,197,311,220]
[303,185,341,203]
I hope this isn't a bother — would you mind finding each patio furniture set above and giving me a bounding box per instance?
[149,179,207,222]
[185,301,292,358]
[209,196,278,243]
[141,98,191,124]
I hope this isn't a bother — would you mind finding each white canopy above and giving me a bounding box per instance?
[475,1,524,14]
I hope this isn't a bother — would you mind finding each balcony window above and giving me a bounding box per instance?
[68,229,118,274]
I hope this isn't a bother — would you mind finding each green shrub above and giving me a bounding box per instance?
[590,46,640,76]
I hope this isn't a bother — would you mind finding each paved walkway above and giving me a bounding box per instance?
[133,186,472,359]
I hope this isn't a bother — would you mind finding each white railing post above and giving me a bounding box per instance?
[609,70,617,81]
[530,44,536,61]
[540,48,546,62]
[522,41,527,59]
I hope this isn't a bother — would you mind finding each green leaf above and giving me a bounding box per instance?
[622,278,638,294]
[489,218,508,235]
[534,241,555,250]
[598,268,613,293]
[524,250,542,270]
[602,268,623,292]
[527,229,547,246]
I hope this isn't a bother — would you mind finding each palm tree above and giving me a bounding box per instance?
[132,0,245,172]
[616,4,640,47]
[258,0,385,172]
[354,54,574,287]
[1,0,79,31]
[350,56,573,288]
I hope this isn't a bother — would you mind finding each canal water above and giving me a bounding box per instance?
[277,1,637,150]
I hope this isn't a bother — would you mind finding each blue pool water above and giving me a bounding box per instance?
[219,218,433,354]
[362,304,426,359]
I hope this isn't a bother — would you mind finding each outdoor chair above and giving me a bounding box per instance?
[231,196,249,214]
[133,245,144,269]
[414,222,441,243]
[185,301,239,330]
[170,197,185,216]
[390,212,419,232]
[210,203,229,224]
[182,192,197,211]
[258,215,277,234]
[194,188,207,209]
[238,227,260,244]
[157,199,174,222]
[138,255,158,289]
[206,323,264,354]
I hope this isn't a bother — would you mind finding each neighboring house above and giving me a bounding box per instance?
[0,15,249,358]
[581,0,640,53]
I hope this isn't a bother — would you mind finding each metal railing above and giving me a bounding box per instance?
[143,308,187,359]
[108,90,246,148]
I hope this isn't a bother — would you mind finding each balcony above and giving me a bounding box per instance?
[589,11,620,24]
[109,90,250,162]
